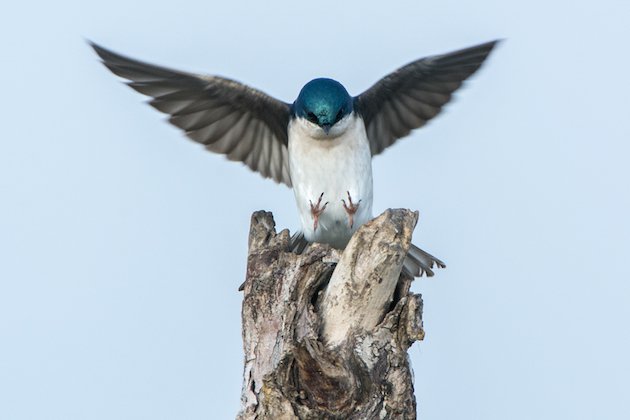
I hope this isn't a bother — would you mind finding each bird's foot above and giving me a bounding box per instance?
[341,191,361,228]
[309,192,329,232]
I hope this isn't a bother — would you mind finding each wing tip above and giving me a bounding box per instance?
[444,38,503,61]
[86,39,109,61]
[482,38,504,56]
[470,39,504,61]
[87,40,134,75]
[481,38,504,49]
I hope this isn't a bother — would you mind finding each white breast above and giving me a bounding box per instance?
[288,114,373,249]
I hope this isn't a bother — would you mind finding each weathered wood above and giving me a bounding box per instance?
[238,209,425,420]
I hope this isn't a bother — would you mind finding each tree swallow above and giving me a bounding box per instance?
[91,40,498,277]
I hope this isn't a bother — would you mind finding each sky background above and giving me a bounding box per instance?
[2,0,629,419]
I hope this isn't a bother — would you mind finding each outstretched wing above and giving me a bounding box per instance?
[90,42,293,186]
[354,40,500,156]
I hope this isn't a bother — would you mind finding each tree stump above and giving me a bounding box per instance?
[238,209,425,419]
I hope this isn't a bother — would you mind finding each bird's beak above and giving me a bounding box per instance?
[321,123,331,134]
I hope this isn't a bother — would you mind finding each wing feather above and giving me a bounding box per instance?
[355,40,500,155]
[91,41,292,186]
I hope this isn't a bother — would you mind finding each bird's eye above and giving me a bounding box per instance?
[335,109,344,122]
[306,112,318,124]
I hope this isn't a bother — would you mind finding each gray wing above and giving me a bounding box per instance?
[90,42,292,186]
[354,40,499,156]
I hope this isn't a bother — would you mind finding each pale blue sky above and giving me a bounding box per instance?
[1,0,629,419]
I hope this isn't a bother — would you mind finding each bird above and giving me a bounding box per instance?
[90,40,499,278]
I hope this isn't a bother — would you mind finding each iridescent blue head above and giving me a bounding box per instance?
[293,78,354,134]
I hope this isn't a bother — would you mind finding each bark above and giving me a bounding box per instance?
[238,209,425,420]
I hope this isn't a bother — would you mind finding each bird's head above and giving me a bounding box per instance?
[293,78,354,137]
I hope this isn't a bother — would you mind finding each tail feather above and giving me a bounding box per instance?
[289,231,309,254]
[290,231,445,279]
[401,243,446,278]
